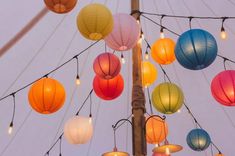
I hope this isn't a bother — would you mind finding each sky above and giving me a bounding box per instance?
[0,0,235,156]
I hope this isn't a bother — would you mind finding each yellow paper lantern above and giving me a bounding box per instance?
[152,82,184,114]
[77,3,113,40]
[142,61,158,87]
[151,38,176,65]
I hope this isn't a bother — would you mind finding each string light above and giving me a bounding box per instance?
[160,27,165,39]
[75,56,81,86]
[8,93,16,135]
[177,109,181,113]
[121,53,125,64]
[145,51,149,60]
[220,17,227,40]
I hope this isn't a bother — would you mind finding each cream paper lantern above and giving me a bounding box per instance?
[64,116,93,144]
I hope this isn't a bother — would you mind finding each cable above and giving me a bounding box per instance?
[0,15,67,99]
[0,40,100,103]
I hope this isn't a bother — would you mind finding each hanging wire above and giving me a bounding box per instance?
[8,93,16,135]
[0,40,100,103]
[146,87,153,114]
[0,15,67,99]
[89,93,92,117]
[59,136,62,156]
[189,16,193,29]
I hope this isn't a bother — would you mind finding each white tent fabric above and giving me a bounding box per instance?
[0,0,235,156]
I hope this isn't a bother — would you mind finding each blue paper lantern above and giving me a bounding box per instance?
[186,128,211,151]
[175,29,217,70]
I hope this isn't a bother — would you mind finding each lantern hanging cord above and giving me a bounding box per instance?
[146,87,154,114]
[75,56,80,78]
[0,40,100,103]
[89,93,92,117]
[217,54,235,70]
[44,89,93,155]
[59,136,62,156]
[10,93,16,126]
[189,16,193,29]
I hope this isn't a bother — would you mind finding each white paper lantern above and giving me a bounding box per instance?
[64,116,93,145]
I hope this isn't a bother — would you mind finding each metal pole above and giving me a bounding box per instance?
[131,0,147,155]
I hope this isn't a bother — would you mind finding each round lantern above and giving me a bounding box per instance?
[64,116,93,144]
[215,153,224,156]
[93,52,121,79]
[142,61,158,87]
[152,152,170,156]
[93,74,124,100]
[211,70,235,106]
[104,13,140,51]
[28,78,66,114]
[44,0,77,14]
[175,29,218,70]
[77,3,113,40]
[152,82,184,114]
[151,38,176,65]
[186,128,211,151]
[146,116,168,144]
[102,148,129,156]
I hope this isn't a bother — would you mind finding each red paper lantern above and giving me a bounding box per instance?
[93,52,121,79]
[93,74,124,100]
[211,70,235,106]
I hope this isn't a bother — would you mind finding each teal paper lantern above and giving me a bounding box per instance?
[186,128,211,151]
[175,29,217,70]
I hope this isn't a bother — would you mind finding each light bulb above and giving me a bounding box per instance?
[160,32,165,39]
[89,117,92,124]
[166,147,170,155]
[76,75,81,85]
[177,109,181,113]
[141,33,145,40]
[220,27,227,40]
[160,27,165,39]
[121,54,125,64]
[145,52,149,60]
[8,122,13,135]
[155,144,159,147]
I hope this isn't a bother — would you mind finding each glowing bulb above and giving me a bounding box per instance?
[166,147,170,155]
[121,54,125,64]
[141,33,145,40]
[177,109,181,113]
[220,28,227,40]
[145,52,149,60]
[155,144,159,147]
[89,117,92,124]
[160,32,165,39]
[114,154,118,156]
[8,122,13,135]
[76,75,81,85]
[137,20,140,24]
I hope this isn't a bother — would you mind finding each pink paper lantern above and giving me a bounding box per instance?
[93,52,121,79]
[104,13,140,51]
[211,70,235,106]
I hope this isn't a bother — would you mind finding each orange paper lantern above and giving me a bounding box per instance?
[146,116,168,144]
[28,78,66,114]
[44,0,77,14]
[151,38,175,65]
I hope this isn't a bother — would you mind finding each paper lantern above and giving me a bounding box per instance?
[93,74,124,100]
[93,52,121,79]
[44,0,77,14]
[142,61,158,87]
[151,38,176,65]
[146,116,168,144]
[64,116,93,144]
[28,78,66,114]
[104,13,140,51]
[175,29,217,70]
[187,128,211,151]
[77,3,113,40]
[152,82,184,114]
[153,143,182,154]
[211,70,235,106]
[152,152,170,156]
[215,153,224,156]
[102,148,129,156]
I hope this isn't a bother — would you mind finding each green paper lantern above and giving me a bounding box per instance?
[152,82,184,114]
